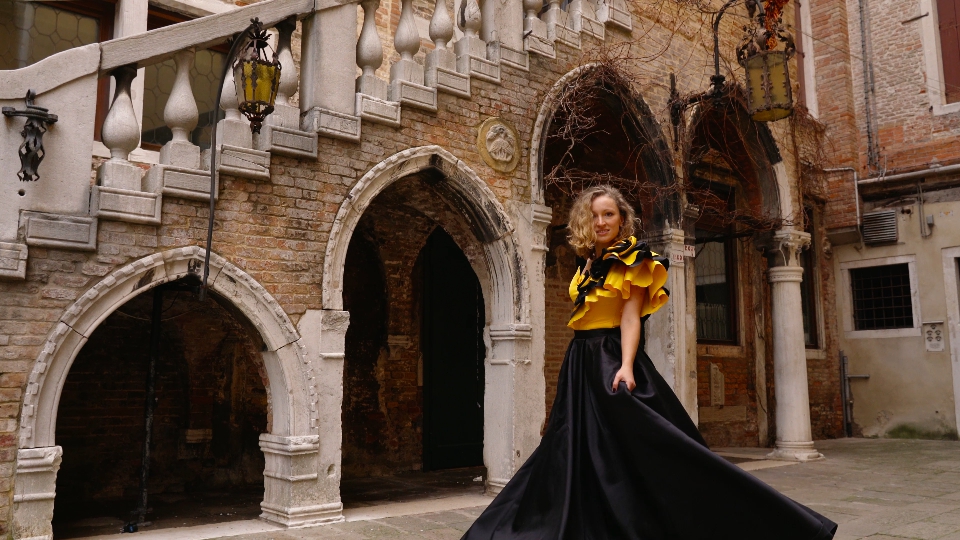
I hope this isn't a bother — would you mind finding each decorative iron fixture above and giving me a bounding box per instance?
[233,20,281,134]
[200,18,283,301]
[2,89,58,182]
[738,1,796,122]
[670,0,796,132]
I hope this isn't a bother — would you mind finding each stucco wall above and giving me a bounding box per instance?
[834,198,960,438]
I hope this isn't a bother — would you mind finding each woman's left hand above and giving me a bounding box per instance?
[612,366,636,392]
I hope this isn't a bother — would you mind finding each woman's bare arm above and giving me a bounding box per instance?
[612,291,643,392]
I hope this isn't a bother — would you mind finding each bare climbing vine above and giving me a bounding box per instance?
[540,0,829,239]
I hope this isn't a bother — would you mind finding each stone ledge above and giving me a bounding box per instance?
[390,79,438,112]
[255,125,319,160]
[598,0,632,31]
[91,185,162,225]
[497,44,529,72]
[302,107,361,143]
[20,212,97,251]
[145,165,216,202]
[356,93,402,127]
[215,145,271,181]
[0,241,28,280]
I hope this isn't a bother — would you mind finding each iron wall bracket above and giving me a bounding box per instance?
[3,89,58,182]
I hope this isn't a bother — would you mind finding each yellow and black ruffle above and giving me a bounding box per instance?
[568,236,670,326]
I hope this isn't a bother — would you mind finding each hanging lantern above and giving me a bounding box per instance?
[738,13,796,122]
[741,49,793,122]
[233,19,281,134]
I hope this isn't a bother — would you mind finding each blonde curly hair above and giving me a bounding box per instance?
[567,185,637,259]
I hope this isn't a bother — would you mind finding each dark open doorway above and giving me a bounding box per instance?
[52,280,267,538]
[421,228,485,471]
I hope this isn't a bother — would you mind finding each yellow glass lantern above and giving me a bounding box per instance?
[233,21,281,134]
[741,49,793,122]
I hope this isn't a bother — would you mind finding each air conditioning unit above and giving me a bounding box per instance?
[861,209,898,245]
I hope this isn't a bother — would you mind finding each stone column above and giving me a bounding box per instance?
[484,324,532,494]
[766,229,822,461]
[274,309,350,525]
[643,228,697,422]
[12,446,62,540]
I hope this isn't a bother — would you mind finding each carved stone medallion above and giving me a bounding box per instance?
[477,117,520,173]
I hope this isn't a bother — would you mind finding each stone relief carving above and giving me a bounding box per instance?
[477,117,520,173]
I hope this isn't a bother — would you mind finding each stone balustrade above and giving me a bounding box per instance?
[1,0,635,255]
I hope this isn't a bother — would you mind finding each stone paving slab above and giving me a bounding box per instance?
[112,438,960,540]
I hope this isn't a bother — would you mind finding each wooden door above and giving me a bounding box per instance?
[421,229,485,470]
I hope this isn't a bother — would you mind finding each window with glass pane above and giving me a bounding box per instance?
[0,3,101,70]
[141,49,226,149]
[695,229,736,342]
[799,211,819,347]
[850,264,914,330]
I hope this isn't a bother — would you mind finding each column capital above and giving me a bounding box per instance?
[642,227,687,247]
[762,229,811,268]
[767,265,804,283]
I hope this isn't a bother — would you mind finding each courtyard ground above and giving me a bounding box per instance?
[76,438,960,540]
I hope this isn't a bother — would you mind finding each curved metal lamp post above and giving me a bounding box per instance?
[670,0,796,133]
[200,18,281,301]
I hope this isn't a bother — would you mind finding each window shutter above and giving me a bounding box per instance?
[937,0,960,104]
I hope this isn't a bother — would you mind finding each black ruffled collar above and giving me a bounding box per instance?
[570,236,669,320]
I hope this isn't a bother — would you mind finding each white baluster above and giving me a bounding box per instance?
[266,18,303,131]
[458,0,482,40]
[426,0,470,96]
[523,0,542,33]
[160,49,201,169]
[547,0,580,48]
[455,0,502,81]
[94,64,163,224]
[101,66,140,163]
[390,0,437,109]
[522,0,554,57]
[214,67,252,148]
[430,0,454,49]
[357,0,387,99]
[395,0,421,62]
[543,0,560,39]
[275,18,298,107]
[98,65,143,192]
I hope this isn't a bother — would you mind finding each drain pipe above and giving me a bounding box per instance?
[857,0,880,170]
[857,163,960,185]
[129,287,163,530]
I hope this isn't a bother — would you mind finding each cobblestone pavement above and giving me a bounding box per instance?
[145,438,960,540]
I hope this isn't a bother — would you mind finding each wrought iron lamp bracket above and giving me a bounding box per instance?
[668,0,767,141]
[3,89,58,182]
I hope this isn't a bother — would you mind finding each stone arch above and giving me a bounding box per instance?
[322,145,525,328]
[20,246,316,451]
[530,64,679,225]
[323,145,536,494]
[685,93,792,222]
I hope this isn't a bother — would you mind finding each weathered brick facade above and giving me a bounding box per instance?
[0,0,849,534]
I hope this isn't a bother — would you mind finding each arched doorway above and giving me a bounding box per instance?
[534,65,679,424]
[52,279,268,537]
[14,248,324,540]
[325,146,531,498]
[685,95,785,448]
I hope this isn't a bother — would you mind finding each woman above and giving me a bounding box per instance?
[461,185,837,540]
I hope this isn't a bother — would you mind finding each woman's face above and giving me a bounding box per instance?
[591,194,623,250]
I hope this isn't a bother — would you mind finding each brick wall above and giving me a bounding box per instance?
[0,9,845,531]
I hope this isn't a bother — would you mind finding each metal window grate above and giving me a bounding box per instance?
[850,263,913,330]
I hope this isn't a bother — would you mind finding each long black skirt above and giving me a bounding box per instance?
[461,327,837,540]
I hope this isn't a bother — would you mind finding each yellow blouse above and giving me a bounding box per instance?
[567,237,670,330]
